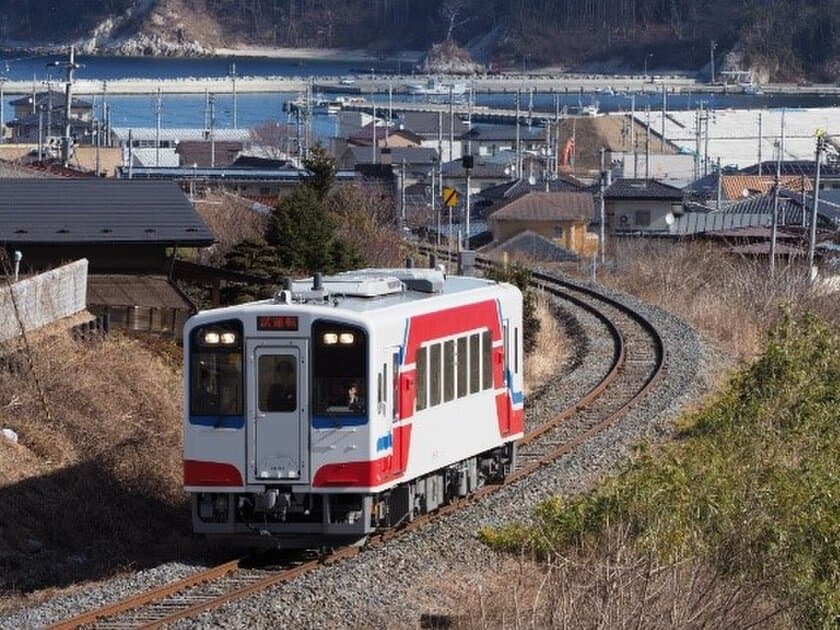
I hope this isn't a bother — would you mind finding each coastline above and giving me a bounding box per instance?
[0,43,423,63]
[213,46,423,63]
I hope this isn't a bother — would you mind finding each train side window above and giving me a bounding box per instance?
[377,367,384,405]
[481,330,492,391]
[443,340,455,402]
[429,343,442,407]
[469,334,480,394]
[456,337,468,398]
[416,346,427,411]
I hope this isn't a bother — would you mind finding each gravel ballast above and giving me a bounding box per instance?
[2,273,723,629]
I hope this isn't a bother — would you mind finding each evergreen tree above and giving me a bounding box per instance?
[302,144,336,200]
[485,263,540,354]
[221,237,283,303]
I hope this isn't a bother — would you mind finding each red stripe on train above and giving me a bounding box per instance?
[313,425,412,487]
[184,459,244,487]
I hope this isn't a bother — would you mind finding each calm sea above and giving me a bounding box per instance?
[2,53,838,137]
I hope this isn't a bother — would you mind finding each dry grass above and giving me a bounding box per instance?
[593,240,839,361]
[524,292,568,395]
[420,528,788,630]
[0,328,216,602]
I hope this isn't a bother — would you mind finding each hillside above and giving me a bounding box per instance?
[0,1,839,80]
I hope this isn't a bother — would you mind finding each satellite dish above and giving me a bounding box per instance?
[665,212,675,226]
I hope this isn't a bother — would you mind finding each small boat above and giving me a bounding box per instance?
[408,77,467,96]
[742,83,764,95]
[580,103,600,116]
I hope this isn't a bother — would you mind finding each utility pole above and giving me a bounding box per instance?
[660,84,666,149]
[230,61,237,129]
[49,46,80,167]
[645,106,651,179]
[465,155,472,250]
[694,108,701,182]
[599,146,606,264]
[716,157,723,210]
[432,161,438,246]
[770,140,781,280]
[400,158,407,224]
[209,94,216,168]
[0,77,5,144]
[710,40,717,84]
[807,134,825,284]
[203,89,210,132]
[448,84,454,163]
[154,87,162,167]
[128,128,134,179]
[515,89,521,178]
[371,99,377,164]
[386,83,392,147]
[37,105,43,161]
[757,112,763,175]
[94,118,101,176]
[703,106,711,177]
[631,94,637,178]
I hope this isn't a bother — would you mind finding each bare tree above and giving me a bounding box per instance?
[439,0,470,41]
[249,120,294,160]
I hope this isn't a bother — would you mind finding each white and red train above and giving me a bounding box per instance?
[183,267,524,546]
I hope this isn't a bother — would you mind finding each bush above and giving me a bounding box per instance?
[482,313,840,628]
[485,262,540,354]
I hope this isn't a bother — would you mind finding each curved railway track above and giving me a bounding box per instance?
[49,259,665,630]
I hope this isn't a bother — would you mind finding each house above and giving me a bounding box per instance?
[0,179,215,338]
[396,111,469,162]
[0,179,214,273]
[10,91,92,121]
[687,172,814,203]
[474,175,585,218]
[346,124,423,149]
[458,124,546,158]
[175,140,243,167]
[483,230,579,263]
[487,191,597,256]
[441,156,515,196]
[603,178,685,234]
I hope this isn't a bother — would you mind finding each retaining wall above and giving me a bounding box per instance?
[0,259,88,342]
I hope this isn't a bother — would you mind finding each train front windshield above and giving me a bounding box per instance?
[312,321,367,416]
[189,321,244,418]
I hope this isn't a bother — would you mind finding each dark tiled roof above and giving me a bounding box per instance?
[459,124,545,142]
[0,179,214,245]
[346,145,437,166]
[348,124,423,146]
[9,91,92,109]
[396,112,469,137]
[487,230,579,262]
[491,191,594,222]
[722,190,839,228]
[478,176,584,200]
[605,178,684,200]
[175,141,243,168]
[87,275,194,309]
[441,158,511,178]
[739,160,840,178]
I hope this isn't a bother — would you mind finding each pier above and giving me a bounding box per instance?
[1,75,839,97]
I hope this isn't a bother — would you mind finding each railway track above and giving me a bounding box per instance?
[49,259,664,630]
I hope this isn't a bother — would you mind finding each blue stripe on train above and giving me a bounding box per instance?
[376,432,393,452]
[312,414,369,429]
[189,415,245,429]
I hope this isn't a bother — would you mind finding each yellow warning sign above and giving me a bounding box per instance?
[442,186,459,207]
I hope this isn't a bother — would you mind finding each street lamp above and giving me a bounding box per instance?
[710,41,718,84]
[644,53,653,80]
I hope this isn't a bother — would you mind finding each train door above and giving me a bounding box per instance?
[248,342,308,483]
[385,347,408,474]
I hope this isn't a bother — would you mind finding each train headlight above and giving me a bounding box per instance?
[220,332,237,345]
[203,331,221,345]
[323,333,338,345]
[339,332,355,345]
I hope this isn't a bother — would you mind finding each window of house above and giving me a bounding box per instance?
[635,210,651,226]
[552,224,563,237]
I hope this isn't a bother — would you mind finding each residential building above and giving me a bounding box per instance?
[487,191,597,256]
[603,178,684,234]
